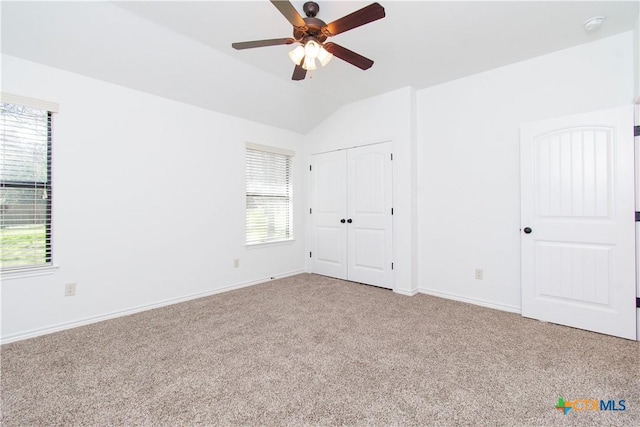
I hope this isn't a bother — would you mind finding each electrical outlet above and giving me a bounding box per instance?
[233,258,240,268]
[65,283,76,296]
[475,269,483,280]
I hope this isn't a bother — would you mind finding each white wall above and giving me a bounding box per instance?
[304,87,418,295]
[1,55,306,343]
[416,32,634,312]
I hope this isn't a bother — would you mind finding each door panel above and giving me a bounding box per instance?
[316,227,343,265]
[347,143,393,288]
[535,242,611,305]
[536,128,612,218]
[521,106,636,340]
[310,150,347,279]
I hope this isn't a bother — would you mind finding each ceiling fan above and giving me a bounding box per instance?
[232,1,385,80]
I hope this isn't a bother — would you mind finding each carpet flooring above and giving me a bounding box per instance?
[1,273,639,426]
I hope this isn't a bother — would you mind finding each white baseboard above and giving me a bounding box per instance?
[417,287,522,314]
[394,288,419,297]
[1,269,305,345]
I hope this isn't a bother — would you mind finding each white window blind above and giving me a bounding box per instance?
[246,144,293,245]
[1,99,53,270]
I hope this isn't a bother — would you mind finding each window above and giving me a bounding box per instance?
[1,94,57,270]
[245,143,294,245]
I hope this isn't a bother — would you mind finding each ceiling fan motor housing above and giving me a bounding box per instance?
[295,17,328,42]
[295,2,328,42]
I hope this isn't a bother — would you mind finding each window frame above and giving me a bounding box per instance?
[1,93,58,274]
[245,142,295,246]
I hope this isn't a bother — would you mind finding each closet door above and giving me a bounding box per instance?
[309,143,393,288]
[309,150,348,279]
[347,143,393,288]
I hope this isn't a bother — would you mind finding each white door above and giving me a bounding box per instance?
[309,142,393,289]
[521,106,636,340]
[309,150,347,279]
[347,143,393,287]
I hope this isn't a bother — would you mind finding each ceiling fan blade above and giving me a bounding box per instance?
[270,0,307,30]
[323,43,374,70]
[323,3,385,37]
[232,38,296,50]
[292,64,307,81]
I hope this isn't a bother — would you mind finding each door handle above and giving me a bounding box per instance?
[347,219,353,223]
[523,227,532,234]
[340,219,346,223]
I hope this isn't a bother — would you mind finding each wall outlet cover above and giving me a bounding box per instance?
[65,283,77,296]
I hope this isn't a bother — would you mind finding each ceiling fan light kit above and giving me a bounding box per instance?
[304,39,321,58]
[232,1,386,81]
[317,47,333,67]
[288,45,305,65]
[303,55,317,71]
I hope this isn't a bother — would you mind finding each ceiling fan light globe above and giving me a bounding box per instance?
[317,47,333,66]
[302,56,317,71]
[288,45,305,65]
[304,40,321,59]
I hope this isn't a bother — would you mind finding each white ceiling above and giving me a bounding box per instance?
[2,1,638,134]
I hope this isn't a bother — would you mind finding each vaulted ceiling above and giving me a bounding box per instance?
[2,1,638,134]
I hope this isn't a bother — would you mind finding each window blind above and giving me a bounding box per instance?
[1,101,53,270]
[246,146,293,245]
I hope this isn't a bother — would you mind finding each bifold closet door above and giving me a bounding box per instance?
[310,142,393,289]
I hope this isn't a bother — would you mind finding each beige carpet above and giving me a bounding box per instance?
[1,273,638,426]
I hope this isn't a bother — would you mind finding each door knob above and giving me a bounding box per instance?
[347,219,353,223]
[340,219,346,223]
[523,227,532,234]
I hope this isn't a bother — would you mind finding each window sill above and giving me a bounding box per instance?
[246,239,295,249]
[1,265,60,280]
